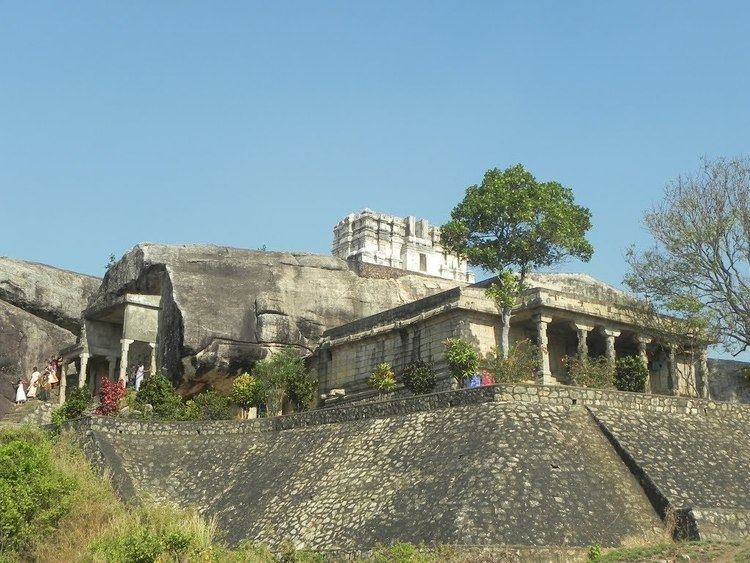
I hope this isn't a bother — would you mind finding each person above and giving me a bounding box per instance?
[27,367,41,399]
[46,357,59,387]
[134,363,145,391]
[15,378,27,405]
[480,370,495,386]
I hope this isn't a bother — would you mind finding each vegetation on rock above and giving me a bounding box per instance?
[51,385,92,429]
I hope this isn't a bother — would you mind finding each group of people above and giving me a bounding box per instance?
[15,357,62,405]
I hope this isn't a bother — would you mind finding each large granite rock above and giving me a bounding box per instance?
[90,244,463,393]
[0,257,100,416]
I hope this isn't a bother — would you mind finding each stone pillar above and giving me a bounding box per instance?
[667,345,679,395]
[59,362,67,405]
[78,353,90,389]
[602,329,621,365]
[572,322,594,362]
[119,339,133,383]
[148,342,157,375]
[535,314,554,385]
[107,356,117,381]
[699,349,710,399]
[636,335,652,393]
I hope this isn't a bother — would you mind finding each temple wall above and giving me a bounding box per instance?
[66,385,750,550]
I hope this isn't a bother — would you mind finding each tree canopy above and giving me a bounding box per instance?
[440,164,593,277]
[626,156,750,354]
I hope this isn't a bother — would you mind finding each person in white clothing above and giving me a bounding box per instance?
[27,367,41,399]
[15,379,27,404]
[134,363,145,391]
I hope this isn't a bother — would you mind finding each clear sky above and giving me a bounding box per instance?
[2,1,748,288]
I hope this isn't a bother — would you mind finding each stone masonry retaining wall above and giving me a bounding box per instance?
[65,385,750,549]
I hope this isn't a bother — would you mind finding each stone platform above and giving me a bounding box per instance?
[66,385,750,550]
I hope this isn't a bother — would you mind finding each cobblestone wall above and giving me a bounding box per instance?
[66,385,750,549]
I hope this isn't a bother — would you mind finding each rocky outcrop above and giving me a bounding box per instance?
[89,244,463,393]
[0,257,100,416]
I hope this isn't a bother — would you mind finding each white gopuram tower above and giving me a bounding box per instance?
[332,209,475,283]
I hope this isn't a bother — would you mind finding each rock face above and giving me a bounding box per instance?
[0,257,100,416]
[88,244,463,393]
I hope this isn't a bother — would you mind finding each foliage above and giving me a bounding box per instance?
[485,270,525,311]
[485,339,540,383]
[401,360,436,395]
[564,356,615,389]
[625,156,750,354]
[443,339,480,386]
[253,349,316,415]
[96,378,127,416]
[135,374,185,420]
[368,362,397,393]
[371,541,434,563]
[588,544,603,561]
[0,428,76,555]
[615,356,649,393]
[231,373,261,411]
[105,253,117,271]
[441,164,593,356]
[184,390,232,421]
[51,385,92,430]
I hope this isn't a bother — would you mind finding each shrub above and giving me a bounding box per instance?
[96,378,127,416]
[485,339,540,384]
[184,390,231,421]
[368,362,396,393]
[0,428,76,555]
[52,385,92,430]
[135,374,185,420]
[253,349,316,415]
[231,373,261,418]
[443,338,480,386]
[564,356,615,389]
[401,360,436,395]
[615,355,649,392]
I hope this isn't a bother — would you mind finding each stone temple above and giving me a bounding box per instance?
[1,209,747,410]
[1,208,750,550]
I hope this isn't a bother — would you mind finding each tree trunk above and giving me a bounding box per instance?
[500,308,512,359]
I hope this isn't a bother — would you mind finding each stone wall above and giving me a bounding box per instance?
[67,385,750,549]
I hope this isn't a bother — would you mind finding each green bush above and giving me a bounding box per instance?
[401,360,436,395]
[564,356,615,389]
[231,373,261,417]
[615,355,649,392]
[135,374,185,420]
[0,428,76,555]
[51,385,92,430]
[443,338,480,386]
[184,390,231,421]
[253,349,316,415]
[368,362,397,393]
[485,339,540,384]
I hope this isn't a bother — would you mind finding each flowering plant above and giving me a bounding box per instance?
[96,378,127,416]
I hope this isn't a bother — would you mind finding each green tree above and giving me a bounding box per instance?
[231,373,261,419]
[625,156,748,354]
[441,164,593,357]
[368,362,397,393]
[401,360,436,395]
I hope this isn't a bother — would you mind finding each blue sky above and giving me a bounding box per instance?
[1,1,748,289]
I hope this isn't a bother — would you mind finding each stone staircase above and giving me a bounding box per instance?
[0,396,57,427]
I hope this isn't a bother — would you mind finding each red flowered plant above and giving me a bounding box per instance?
[96,378,127,416]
